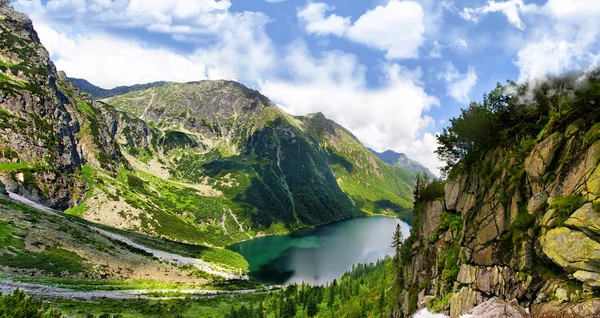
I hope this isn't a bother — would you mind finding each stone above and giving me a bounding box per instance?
[540,227,600,273]
[527,191,548,215]
[540,209,557,228]
[554,288,568,302]
[573,270,600,287]
[457,264,477,285]
[587,164,600,199]
[422,200,443,239]
[472,245,495,266]
[445,181,461,211]
[457,193,476,216]
[564,203,600,236]
[524,132,564,188]
[449,286,484,318]
[465,298,528,318]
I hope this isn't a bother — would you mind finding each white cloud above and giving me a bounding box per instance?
[297,3,350,37]
[297,0,425,59]
[515,38,583,83]
[259,42,441,174]
[458,0,600,82]
[33,23,211,88]
[455,38,468,49]
[461,0,529,30]
[514,0,600,82]
[429,41,442,58]
[439,63,478,104]
[15,0,275,87]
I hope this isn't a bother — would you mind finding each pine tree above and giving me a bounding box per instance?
[391,223,404,265]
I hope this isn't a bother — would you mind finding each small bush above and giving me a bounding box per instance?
[550,195,584,226]
[0,289,63,317]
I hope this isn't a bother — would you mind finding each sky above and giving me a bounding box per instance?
[11,0,600,176]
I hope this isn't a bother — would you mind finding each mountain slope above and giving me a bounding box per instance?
[369,148,436,178]
[100,81,417,234]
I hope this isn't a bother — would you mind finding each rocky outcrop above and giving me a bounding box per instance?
[465,298,528,318]
[400,118,600,317]
[0,3,124,209]
[422,200,443,239]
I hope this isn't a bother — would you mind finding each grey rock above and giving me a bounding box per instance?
[564,203,600,236]
[527,191,548,215]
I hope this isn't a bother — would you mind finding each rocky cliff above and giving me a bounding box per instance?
[0,3,124,210]
[399,111,600,316]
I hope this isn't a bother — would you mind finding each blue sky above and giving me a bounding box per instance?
[12,0,600,175]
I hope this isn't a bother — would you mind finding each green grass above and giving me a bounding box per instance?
[0,162,35,171]
[0,247,90,276]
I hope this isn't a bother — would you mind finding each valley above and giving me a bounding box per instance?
[2,1,600,318]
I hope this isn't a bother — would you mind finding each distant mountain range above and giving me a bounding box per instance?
[68,77,167,99]
[368,148,436,178]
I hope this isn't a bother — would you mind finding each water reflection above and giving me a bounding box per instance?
[228,217,411,285]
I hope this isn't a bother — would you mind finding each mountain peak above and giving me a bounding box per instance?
[369,148,435,178]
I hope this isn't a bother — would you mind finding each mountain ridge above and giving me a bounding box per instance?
[369,148,436,178]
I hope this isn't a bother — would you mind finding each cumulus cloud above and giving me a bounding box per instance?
[459,0,600,82]
[33,23,211,88]
[439,64,478,104]
[14,0,275,87]
[259,42,441,174]
[297,0,425,59]
[513,0,600,82]
[297,3,350,37]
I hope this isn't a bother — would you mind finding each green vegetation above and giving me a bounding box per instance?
[0,289,63,318]
[0,247,90,276]
[0,162,36,171]
[550,195,585,226]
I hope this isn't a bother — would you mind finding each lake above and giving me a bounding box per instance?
[228,216,411,285]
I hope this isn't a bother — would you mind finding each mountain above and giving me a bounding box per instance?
[0,0,416,258]
[67,77,167,99]
[369,148,436,178]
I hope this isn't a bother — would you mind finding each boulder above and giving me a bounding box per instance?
[0,180,6,196]
[527,191,548,215]
[449,286,484,318]
[573,270,600,287]
[445,181,461,211]
[422,200,443,239]
[540,227,600,277]
[463,297,528,318]
[564,203,600,236]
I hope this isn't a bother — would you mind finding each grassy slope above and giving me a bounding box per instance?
[0,193,249,286]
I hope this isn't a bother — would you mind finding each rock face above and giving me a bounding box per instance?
[422,200,443,239]
[400,117,600,317]
[465,298,528,318]
[0,3,123,209]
